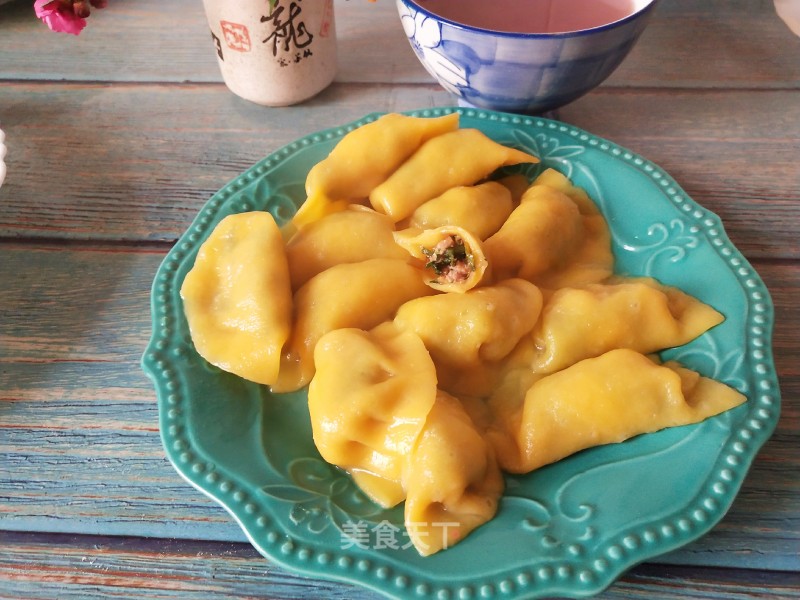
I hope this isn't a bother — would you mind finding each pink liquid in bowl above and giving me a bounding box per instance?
[417,0,640,34]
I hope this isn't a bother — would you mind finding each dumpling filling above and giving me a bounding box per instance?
[393,225,488,294]
[423,235,474,284]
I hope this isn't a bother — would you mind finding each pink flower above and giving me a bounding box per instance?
[34,0,107,35]
[35,0,87,35]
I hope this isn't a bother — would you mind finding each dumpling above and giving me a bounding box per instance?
[489,349,747,473]
[180,211,292,386]
[496,173,531,205]
[527,169,614,289]
[538,208,612,290]
[289,112,459,231]
[532,168,598,215]
[370,128,539,222]
[271,258,433,393]
[403,391,504,556]
[529,278,725,374]
[484,169,613,289]
[392,278,543,397]
[394,279,543,396]
[393,225,488,293]
[484,181,583,283]
[285,206,406,290]
[308,323,438,508]
[408,181,514,240]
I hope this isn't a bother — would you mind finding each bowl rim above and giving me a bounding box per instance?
[397,0,659,39]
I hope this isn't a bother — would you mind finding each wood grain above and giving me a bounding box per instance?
[560,90,800,260]
[0,80,452,241]
[0,533,381,600]
[0,244,797,570]
[2,532,799,600]
[1,0,798,596]
[1,83,798,261]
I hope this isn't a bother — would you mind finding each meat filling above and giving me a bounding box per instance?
[422,235,474,284]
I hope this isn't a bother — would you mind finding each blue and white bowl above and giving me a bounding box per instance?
[396,0,659,114]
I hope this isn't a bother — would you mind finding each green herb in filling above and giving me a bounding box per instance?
[421,235,474,282]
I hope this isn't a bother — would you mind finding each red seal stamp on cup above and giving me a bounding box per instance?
[220,21,252,52]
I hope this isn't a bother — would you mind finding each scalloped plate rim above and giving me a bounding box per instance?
[142,106,780,600]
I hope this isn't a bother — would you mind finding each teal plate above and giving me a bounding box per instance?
[142,107,780,599]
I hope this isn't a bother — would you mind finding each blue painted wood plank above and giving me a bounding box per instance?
[0,84,799,260]
[1,532,799,600]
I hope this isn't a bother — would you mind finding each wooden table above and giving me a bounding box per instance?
[1,0,798,597]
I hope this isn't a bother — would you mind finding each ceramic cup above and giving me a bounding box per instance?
[775,0,800,36]
[202,0,337,106]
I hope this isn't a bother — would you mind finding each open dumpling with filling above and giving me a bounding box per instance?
[393,225,489,293]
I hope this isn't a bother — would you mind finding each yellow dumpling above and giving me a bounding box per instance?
[393,225,488,293]
[271,258,433,393]
[289,112,459,231]
[285,206,406,290]
[489,349,746,473]
[536,208,613,290]
[527,169,614,289]
[529,278,725,374]
[370,128,539,222]
[532,168,598,215]
[394,279,543,396]
[424,279,544,364]
[408,181,514,240]
[484,183,583,283]
[308,323,438,508]
[484,170,613,289]
[180,211,292,386]
[496,173,531,205]
[403,391,504,556]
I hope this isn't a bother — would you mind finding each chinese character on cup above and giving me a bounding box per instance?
[201,0,337,106]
